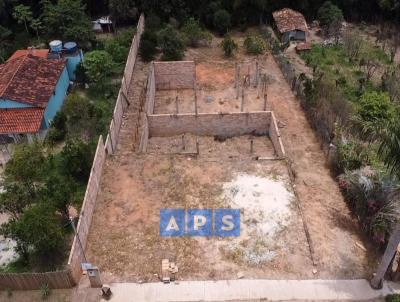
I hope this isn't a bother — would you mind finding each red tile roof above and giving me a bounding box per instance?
[0,54,66,108]
[272,8,308,34]
[7,49,49,61]
[0,108,44,134]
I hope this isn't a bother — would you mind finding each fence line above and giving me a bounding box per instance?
[0,14,145,291]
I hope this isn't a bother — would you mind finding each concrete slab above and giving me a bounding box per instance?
[101,279,391,302]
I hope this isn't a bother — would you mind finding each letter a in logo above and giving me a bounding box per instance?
[160,209,185,237]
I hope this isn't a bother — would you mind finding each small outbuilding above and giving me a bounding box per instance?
[272,8,308,43]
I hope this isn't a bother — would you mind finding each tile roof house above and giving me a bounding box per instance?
[272,8,308,43]
[0,51,70,143]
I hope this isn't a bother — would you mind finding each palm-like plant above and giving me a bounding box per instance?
[379,120,400,179]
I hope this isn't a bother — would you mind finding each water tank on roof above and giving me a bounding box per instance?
[49,40,62,53]
[64,42,77,53]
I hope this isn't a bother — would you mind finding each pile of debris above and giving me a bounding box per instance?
[161,259,179,283]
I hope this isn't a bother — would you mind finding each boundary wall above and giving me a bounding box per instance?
[145,111,285,157]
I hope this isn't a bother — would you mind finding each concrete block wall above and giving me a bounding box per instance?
[148,111,271,137]
[154,61,196,90]
[145,63,156,115]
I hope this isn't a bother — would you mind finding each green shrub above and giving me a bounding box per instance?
[60,139,93,183]
[220,35,237,57]
[243,35,266,55]
[335,139,369,173]
[158,25,185,61]
[40,282,51,300]
[47,111,67,144]
[386,294,400,302]
[181,17,210,47]
[139,29,158,62]
[213,9,230,35]
[104,39,129,63]
[357,91,395,124]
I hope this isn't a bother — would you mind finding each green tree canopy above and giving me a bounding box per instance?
[213,9,231,35]
[158,25,185,61]
[357,91,395,123]
[12,4,32,33]
[83,50,115,82]
[317,1,344,28]
[41,0,93,44]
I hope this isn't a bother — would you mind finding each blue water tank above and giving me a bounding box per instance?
[49,40,62,53]
[64,42,77,53]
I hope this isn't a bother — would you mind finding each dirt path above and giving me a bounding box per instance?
[266,54,378,278]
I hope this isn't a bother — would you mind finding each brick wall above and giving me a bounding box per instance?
[148,111,271,137]
[145,63,156,115]
[154,61,195,90]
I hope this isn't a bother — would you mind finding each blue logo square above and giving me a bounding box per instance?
[214,209,240,237]
[187,209,212,236]
[160,209,185,237]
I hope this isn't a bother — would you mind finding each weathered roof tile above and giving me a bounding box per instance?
[272,8,308,34]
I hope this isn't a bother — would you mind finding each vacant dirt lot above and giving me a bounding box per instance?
[86,30,377,282]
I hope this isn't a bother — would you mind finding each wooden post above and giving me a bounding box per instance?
[234,63,238,88]
[241,88,244,112]
[182,135,186,151]
[254,61,259,88]
[264,90,268,111]
[194,86,198,116]
[175,96,179,114]
[196,140,199,155]
[371,225,400,289]
[250,139,254,154]
[236,66,240,99]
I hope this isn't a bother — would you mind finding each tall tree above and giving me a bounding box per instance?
[12,4,32,34]
[41,0,93,43]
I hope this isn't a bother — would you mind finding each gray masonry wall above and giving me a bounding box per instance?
[145,63,156,115]
[154,61,196,90]
[148,111,271,137]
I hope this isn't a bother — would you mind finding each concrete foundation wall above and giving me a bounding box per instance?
[148,111,271,137]
[154,61,195,90]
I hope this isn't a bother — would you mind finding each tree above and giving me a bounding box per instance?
[243,34,266,55]
[220,34,238,57]
[139,29,158,62]
[60,139,93,183]
[29,18,43,41]
[83,50,115,83]
[41,0,93,44]
[44,174,77,220]
[12,5,32,34]
[382,67,400,103]
[213,9,231,35]
[1,203,65,261]
[4,142,46,194]
[104,39,129,63]
[343,31,363,62]
[158,25,185,61]
[359,53,380,82]
[0,25,11,63]
[0,183,34,220]
[181,17,209,47]
[317,1,344,29]
[109,0,138,28]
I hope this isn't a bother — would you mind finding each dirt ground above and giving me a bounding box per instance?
[86,30,377,282]
[147,134,276,158]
